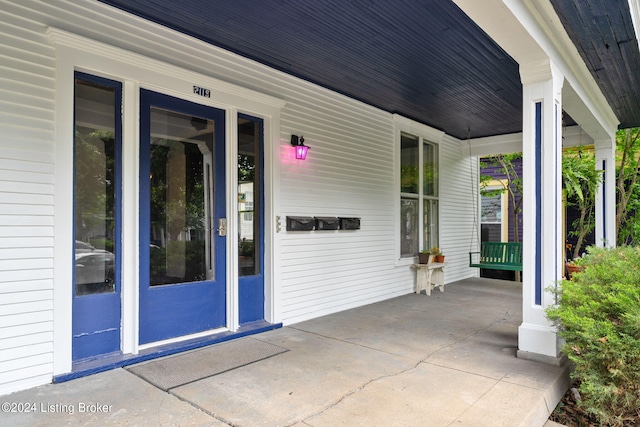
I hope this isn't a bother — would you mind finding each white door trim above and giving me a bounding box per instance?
[50,28,285,374]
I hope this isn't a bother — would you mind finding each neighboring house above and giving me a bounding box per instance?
[479,156,524,281]
[1,0,638,395]
[480,157,523,244]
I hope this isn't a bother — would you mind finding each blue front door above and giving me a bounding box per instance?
[139,90,226,344]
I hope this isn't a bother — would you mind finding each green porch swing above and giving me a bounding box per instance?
[469,241,523,271]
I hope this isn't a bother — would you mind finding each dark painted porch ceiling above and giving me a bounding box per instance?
[99,0,640,139]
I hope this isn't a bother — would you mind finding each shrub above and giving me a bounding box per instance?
[547,246,640,426]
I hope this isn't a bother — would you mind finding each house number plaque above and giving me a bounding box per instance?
[193,85,211,98]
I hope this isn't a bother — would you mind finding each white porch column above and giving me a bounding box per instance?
[595,136,617,247]
[518,60,564,363]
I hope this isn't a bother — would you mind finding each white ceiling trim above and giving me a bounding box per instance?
[629,0,640,50]
[393,114,445,144]
[48,27,287,113]
[463,133,523,157]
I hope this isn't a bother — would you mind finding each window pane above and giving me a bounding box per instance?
[149,108,213,285]
[74,79,117,296]
[401,198,419,257]
[423,142,438,197]
[238,117,261,276]
[481,193,502,223]
[423,199,439,250]
[400,133,419,194]
[481,224,502,242]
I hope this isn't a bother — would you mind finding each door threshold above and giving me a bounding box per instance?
[137,327,229,351]
[55,320,282,383]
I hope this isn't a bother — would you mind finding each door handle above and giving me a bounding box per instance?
[216,218,227,236]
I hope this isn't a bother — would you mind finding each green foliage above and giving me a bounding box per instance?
[400,165,418,193]
[150,240,206,285]
[238,154,256,183]
[547,246,640,426]
[616,128,640,246]
[562,148,602,259]
[75,128,116,239]
[150,140,206,234]
[239,239,254,257]
[479,153,523,188]
[89,237,114,252]
[618,191,640,246]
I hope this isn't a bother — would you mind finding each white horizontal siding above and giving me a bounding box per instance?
[0,269,53,284]
[0,228,53,238]
[0,238,54,249]
[0,144,55,165]
[1,363,53,391]
[0,310,54,329]
[0,322,52,340]
[0,0,55,395]
[279,95,401,323]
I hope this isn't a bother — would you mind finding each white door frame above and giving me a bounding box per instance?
[51,28,285,374]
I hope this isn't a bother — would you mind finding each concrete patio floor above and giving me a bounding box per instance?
[2,277,570,426]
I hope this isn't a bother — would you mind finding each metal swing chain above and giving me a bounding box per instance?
[467,129,479,253]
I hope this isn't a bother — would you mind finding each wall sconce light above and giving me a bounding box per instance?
[290,134,309,160]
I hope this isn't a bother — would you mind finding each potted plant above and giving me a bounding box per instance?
[430,246,445,263]
[565,261,584,279]
[564,244,585,279]
[418,249,432,264]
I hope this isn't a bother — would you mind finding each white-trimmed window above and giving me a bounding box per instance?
[399,131,439,258]
[480,182,508,242]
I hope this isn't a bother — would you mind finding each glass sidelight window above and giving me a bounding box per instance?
[400,133,419,257]
[237,116,262,277]
[74,76,120,296]
[148,109,215,285]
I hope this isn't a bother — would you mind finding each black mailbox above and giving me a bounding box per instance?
[315,216,340,230]
[286,216,315,231]
[339,217,361,230]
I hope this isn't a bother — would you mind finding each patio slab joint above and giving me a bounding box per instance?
[295,359,424,426]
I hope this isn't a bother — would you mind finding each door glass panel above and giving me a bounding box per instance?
[238,118,261,276]
[74,79,117,296]
[149,108,214,286]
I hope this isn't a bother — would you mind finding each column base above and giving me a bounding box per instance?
[518,322,563,363]
[517,349,567,366]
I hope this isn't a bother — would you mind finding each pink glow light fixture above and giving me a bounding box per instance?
[290,134,309,160]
